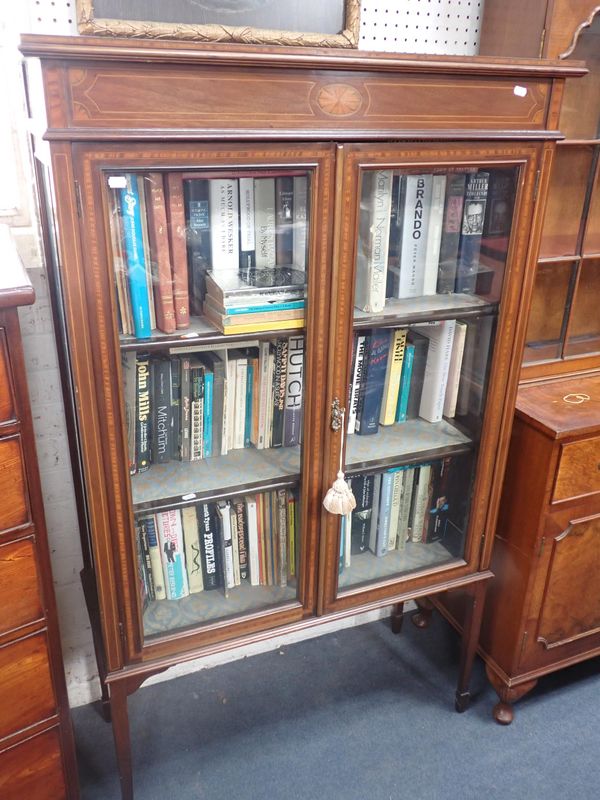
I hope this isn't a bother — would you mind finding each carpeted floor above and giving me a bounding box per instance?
[73,614,600,800]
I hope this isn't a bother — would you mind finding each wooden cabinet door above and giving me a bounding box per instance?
[68,142,336,668]
[521,510,600,669]
[320,141,543,614]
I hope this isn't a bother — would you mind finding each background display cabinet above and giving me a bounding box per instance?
[21,34,582,798]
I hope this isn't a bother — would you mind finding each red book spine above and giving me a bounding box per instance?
[166,173,190,329]
[145,173,176,334]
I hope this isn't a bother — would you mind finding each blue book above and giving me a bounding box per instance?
[225,300,305,315]
[203,370,213,458]
[395,343,415,423]
[244,364,254,448]
[120,175,151,339]
[356,329,392,436]
[370,470,395,556]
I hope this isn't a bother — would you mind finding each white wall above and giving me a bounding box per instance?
[7,0,485,708]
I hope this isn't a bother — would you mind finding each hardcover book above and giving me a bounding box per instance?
[397,467,416,549]
[409,465,432,543]
[209,178,240,272]
[197,502,221,590]
[348,334,368,434]
[275,176,294,266]
[170,357,181,460]
[141,515,166,601]
[443,320,468,418]
[380,328,407,425]
[216,501,236,595]
[239,176,256,271]
[121,352,137,474]
[456,171,490,294]
[395,174,433,299]
[283,336,304,447]
[405,332,429,421]
[356,329,391,436]
[233,497,250,581]
[395,342,414,424]
[292,176,308,270]
[386,174,406,292]
[355,169,393,313]
[151,358,171,464]
[183,177,211,314]
[135,355,151,472]
[108,189,133,335]
[244,495,260,586]
[120,174,152,338]
[254,178,277,269]
[271,338,289,448]
[436,173,467,294]
[349,474,375,555]
[417,320,456,423]
[145,172,177,334]
[156,509,189,600]
[370,469,395,556]
[181,505,204,593]
[422,174,447,296]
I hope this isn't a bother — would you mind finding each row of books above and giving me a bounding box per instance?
[122,336,305,473]
[355,168,514,314]
[348,316,494,435]
[109,171,309,339]
[339,455,467,571]
[136,489,299,604]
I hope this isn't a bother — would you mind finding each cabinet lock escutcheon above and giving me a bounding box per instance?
[330,397,344,432]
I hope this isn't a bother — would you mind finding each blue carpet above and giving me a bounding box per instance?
[73,615,600,799]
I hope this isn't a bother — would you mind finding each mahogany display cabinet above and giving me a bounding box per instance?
[20,34,584,798]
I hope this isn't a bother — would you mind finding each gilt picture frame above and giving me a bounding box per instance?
[76,0,360,48]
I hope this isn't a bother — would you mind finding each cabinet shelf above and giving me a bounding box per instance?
[120,315,305,352]
[144,584,299,638]
[346,418,474,476]
[131,445,301,512]
[353,294,496,330]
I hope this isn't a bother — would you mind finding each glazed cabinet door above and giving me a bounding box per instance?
[67,143,335,666]
[321,143,541,613]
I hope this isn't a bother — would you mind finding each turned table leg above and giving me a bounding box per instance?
[485,664,538,725]
[455,581,486,712]
[391,601,405,633]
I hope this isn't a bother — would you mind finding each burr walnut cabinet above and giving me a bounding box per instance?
[20,33,583,798]
[0,229,78,798]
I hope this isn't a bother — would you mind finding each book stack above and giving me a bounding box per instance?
[109,171,309,339]
[136,488,299,605]
[347,317,484,436]
[355,168,515,313]
[338,453,471,573]
[122,335,305,474]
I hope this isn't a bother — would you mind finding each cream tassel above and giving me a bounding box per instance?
[323,408,356,515]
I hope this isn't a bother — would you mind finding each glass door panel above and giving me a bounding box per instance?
[564,258,600,357]
[338,163,519,593]
[104,164,313,640]
[523,260,576,363]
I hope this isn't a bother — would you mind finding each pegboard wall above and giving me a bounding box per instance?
[26,0,486,55]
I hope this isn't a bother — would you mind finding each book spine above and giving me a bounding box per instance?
[277,488,288,587]
[456,171,490,294]
[357,329,391,436]
[405,333,429,420]
[396,174,433,299]
[380,328,407,425]
[364,170,393,313]
[292,176,308,270]
[217,502,235,592]
[410,465,432,542]
[135,356,151,472]
[170,357,181,460]
[244,363,254,448]
[349,474,374,555]
[249,356,260,446]
[190,366,204,462]
[209,179,240,272]
[368,473,382,553]
[271,338,288,448]
[145,172,177,334]
[156,509,189,599]
[198,503,221,590]
[275,176,294,266]
[108,190,133,335]
[238,177,256,272]
[397,467,415,549]
[395,343,414,423]
[121,352,137,474]
[437,173,467,294]
[182,177,210,316]
[221,299,305,316]
[143,515,166,600]
[180,357,191,461]
[443,320,468,418]
[387,470,404,550]
[287,491,296,577]
[234,498,249,581]
[254,178,276,269]
[386,175,406,296]
[209,355,225,457]
[348,335,368,434]
[202,369,213,458]
[244,496,260,586]
[229,505,241,585]
[256,342,271,449]
[120,175,152,338]
[418,321,456,423]
[422,175,447,296]
[283,336,304,447]
[225,355,237,453]
[234,359,248,450]
[151,359,171,464]
[181,505,204,593]
[138,519,154,601]
[137,177,156,331]
[374,471,395,557]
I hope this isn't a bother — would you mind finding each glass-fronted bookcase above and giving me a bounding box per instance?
[22,33,582,800]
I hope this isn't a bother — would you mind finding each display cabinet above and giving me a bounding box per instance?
[20,34,583,798]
